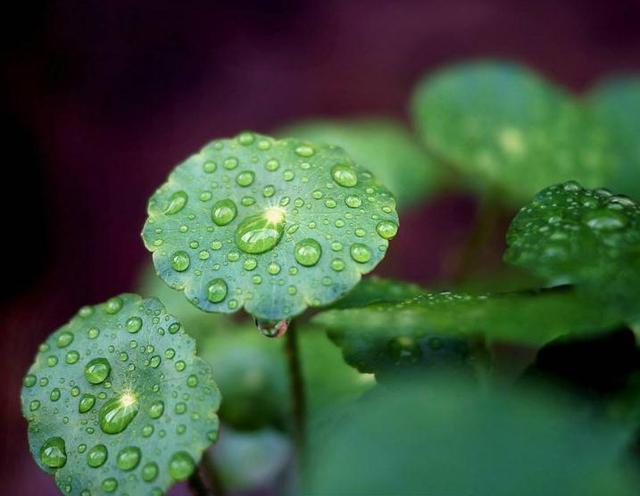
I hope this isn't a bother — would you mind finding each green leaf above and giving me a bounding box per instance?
[313,287,621,373]
[411,61,612,202]
[279,118,439,207]
[142,131,399,321]
[589,77,640,200]
[304,376,638,495]
[504,182,640,319]
[330,275,424,309]
[21,294,220,496]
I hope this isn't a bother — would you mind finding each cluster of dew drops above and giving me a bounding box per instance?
[507,180,640,262]
[145,132,399,324]
[22,296,218,495]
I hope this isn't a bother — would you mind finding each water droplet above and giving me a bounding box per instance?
[148,400,165,419]
[56,332,74,349]
[47,356,58,367]
[212,199,238,226]
[40,437,67,468]
[265,159,279,171]
[84,358,111,384]
[295,145,315,157]
[65,350,80,364]
[88,327,100,339]
[350,243,372,263]
[175,360,186,372]
[126,316,143,333]
[98,393,139,434]
[79,394,96,413]
[267,262,281,275]
[223,157,239,170]
[583,209,628,231]
[376,220,398,240]
[187,374,199,387]
[142,462,159,482]
[236,171,255,187]
[101,478,118,492]
[169,451,196,480]
[116,446,141,471]
[170,251,191,272]
[294,238,322,266]
[87,444,108,468]
[243,258,257,271]
[206,279,228,303]
[345,195,362,208]
[202,160,217,173]
[105,297,123,314]
[331,164,358,187]
[237,131,255,145]
[50,388,61,401]
[235,209,285,254]
[164,191,188,215]
[30,399,41,411]
[331,258,345,271]
[23,374,36,388]
[255,318,289,337]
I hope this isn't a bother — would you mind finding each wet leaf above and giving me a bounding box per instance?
[21,294,220,495]
[142,132,398,321]
[411,61,612,202]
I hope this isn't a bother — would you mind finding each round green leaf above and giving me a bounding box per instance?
[21,294,220,496]
[411,61,612,202]
[142,131,399,321]
[504,181,640,285]
[589,77,640,200]
[279,118,439,207]
[313,287,622,373]
[304,377,638,495]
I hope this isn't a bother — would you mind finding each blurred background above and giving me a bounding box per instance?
[2,1,640,494]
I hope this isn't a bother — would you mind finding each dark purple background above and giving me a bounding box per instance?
[2,1,640,493]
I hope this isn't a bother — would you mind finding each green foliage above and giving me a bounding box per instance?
[142,131,398,321]
[314,286,622,373]
[411,61,612,203]
[504,181,640,319]
[329,275,424,309]
[280,118,439,208]
[304,377,638,496]
[589,77,640,200]
[21,294,220,495]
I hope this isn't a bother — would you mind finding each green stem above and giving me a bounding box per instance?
[284,320,307,458]
[189,453,226,496]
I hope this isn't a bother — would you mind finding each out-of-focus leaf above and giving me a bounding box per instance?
[313,288,622,373]
[329,276,424,309]
[304,376,638,496]
[280,118,439,208]
[589,77,640,200]
[411,61,612,203]
[142,131,398,321]
[21,294,220,495]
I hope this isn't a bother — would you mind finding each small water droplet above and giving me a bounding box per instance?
[56,332,74,349]
[84,358,111,384]
[23,374,36,388]
[212,199,238,226]
[101,478,118,492]
[294,238,322,266]
[376,220,398,240]
[350,243,372,263]
[87,444,108,468]
[149,400,165,419]
[331,164,358,187]
[142,462,159,482]
[126,316,143,333]
[236,171,255,187]
[583,209,628,231]
[255,318,289,337]
[170,251,191,272]
[206,279,228,303]
[295,145,315,157]
[169,451,196,481]
[116,446,141,471]
[40,437,67,468]
[164,191,188,215]
[79,394,96,413]
[50,388,61,401]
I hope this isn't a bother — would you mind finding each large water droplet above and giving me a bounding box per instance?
[331,164,358,187]
[56,332,74,349]
[350,243,372,263]
[164,191,188,215]
[99,393,139,434]
[206,279,228,303]
[169,452,196,481]
[84,358,111,384]
[116,446,141,471]
[294,238,322,266]
[212,199,237,226]
[235,209,285,254]
[40,437,67,468]
[170,251,190,272]
[126,316,142,333]
[87,444,108,468]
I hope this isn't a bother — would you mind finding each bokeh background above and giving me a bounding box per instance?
[2,1,640,493]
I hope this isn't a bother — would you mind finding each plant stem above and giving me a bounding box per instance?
[188,468,211,496]
[284,320,307,459]
[188,454,226,496]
